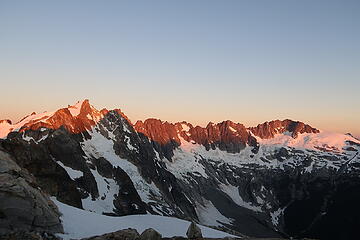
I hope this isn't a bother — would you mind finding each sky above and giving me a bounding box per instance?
[0,0,359,137]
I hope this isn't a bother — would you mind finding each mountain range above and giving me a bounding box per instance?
[1,99,359,240]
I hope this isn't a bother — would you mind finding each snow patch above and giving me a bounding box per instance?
[0,121,12,139]
[125,135,137,151]
[82,169,119,214]
[219,184,262,212]
[166,136,209,181]
[56,161,83,180]
[229,126,237,133]
[196,199,233,227]
[21,132,49,144]
[0,111,55,138]
[257,131,360,153]
[270,207,285,226]
[53,198,235,240]
[122,121,132,133]
[81,127,161,204]
[181,123,190,132]
[68,101,83,117]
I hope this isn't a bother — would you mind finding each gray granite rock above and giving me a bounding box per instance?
[82,228,140,240]
[186,222,202,239]
[0,150,63,235]
[140,228,162,240]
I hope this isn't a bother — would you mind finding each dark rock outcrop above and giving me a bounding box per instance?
[0,150,63,235]
[113,167,147,215]
[0,231,61,240]
[82,228,140,240]
[1,130,83,208]
[140,228,162,240]
[186,222,202,239]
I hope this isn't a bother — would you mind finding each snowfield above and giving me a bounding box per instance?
[52,198,237,239]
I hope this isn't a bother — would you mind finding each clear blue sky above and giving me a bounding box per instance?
[0,0,359,136]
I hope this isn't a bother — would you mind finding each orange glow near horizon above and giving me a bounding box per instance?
[1,99,359,139]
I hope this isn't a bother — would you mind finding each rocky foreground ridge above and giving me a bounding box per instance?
[0,100,359,240]
[0,150,63,235]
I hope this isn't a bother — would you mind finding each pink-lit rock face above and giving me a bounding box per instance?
[0,99,319,152]
[0,100,106,138]
[133,118,322,153]
[134,119,181,145]
[249,119,320,139]
[20,99,105,134]
[134,119,258,153]
[0,100,133,139]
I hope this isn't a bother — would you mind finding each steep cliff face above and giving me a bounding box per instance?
[134,119,259,157]
[1,100,359,240]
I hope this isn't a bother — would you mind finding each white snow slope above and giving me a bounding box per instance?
[53,198,236,239]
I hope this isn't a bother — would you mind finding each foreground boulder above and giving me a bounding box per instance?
[186,222,202,239]
[82,228,140,240]
[0,231,61,240]
[140,228,162,240]
[0,150,63,235]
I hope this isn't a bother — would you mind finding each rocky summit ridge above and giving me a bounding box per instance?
[0,99,359,240]
[1,99,320,151]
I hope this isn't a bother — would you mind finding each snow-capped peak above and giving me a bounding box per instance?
[256,130,360,153]
[0,99,104,138]
[67,100,85,117]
